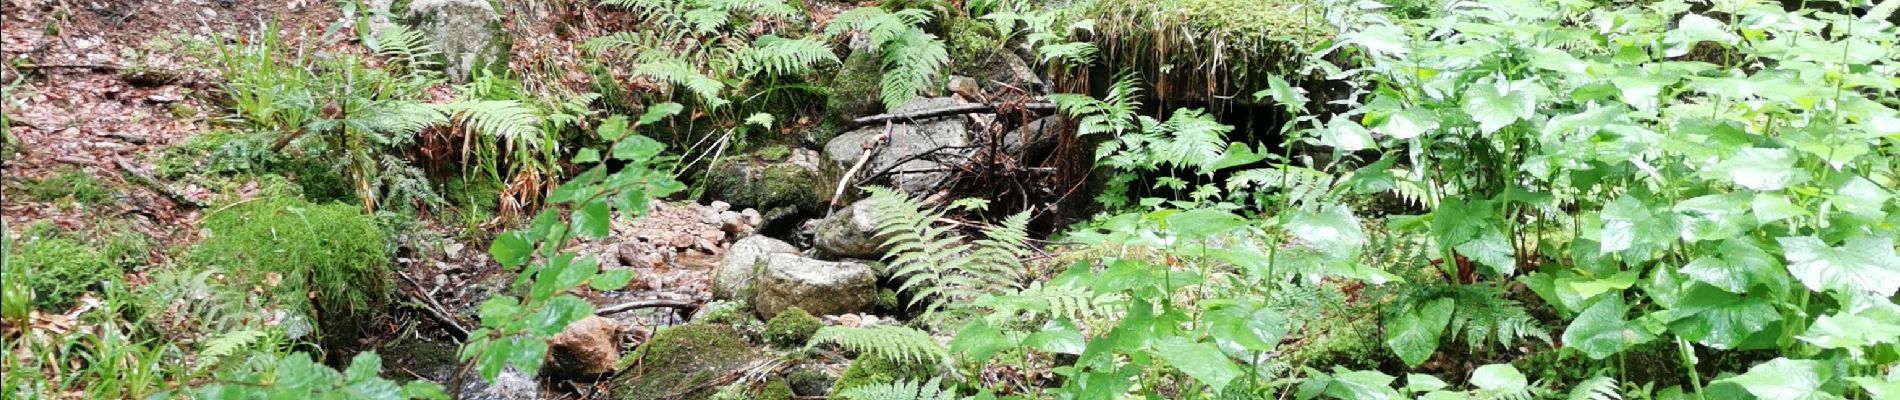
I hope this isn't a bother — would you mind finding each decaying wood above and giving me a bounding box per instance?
[398,272,471,340]
[114,158,206,208]
[851,102,1056,127]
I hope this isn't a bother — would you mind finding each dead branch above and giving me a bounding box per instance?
[595,299,699,316]
[113,158,206,208]
[830,121,891,210]
[397,272,472,340]
[852,102,1056,127]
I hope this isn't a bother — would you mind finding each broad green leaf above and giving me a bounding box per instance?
[477,296,521,328]
[1155,337,1242,391]
[951,318,1014,362]
[1380,109,1439,140]
[572,148,601,164]
[1721,358,1841,400]
[490,232,533,269]
[403,381,450,400]
[1319,117,1376,151]
[573,199,612,239]
[1663,14,1738,57]
[1288,205,1368,257]
[1797,313,1900,351]
[1462,78,1539,134]
[1564,270,1638,301]
[611,134,667,161]
[1829,176,1893,218]
[1207,306,1288,353]
[1562,296,1654,359]
[1323,368,1402,400]
[1455,229,1517,276]
[1714,147,1804,191]
[1751,193,1804,224]
[1469,364,1526,392]
[1431,197,1493,246]
[1597,195,1675,260]
[1778,235,1900,297]
[1678,240,1789,295]
[1404,374,1449,392]
[597,115,631,141]
[637,103,684,126]
[1165,209,1247,240]
[1386,298,1454,367]
[1665,284,1782,349]
[1850,375,1900,399]
[589,268,636,291]
[1023,318,1086,355]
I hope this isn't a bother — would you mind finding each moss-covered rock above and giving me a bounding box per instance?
[190,196,390,344]
[703,148,829,219]
[6,235,117,311]
[757,379,793,400]
[831,354,935,394]
[786,367,833,396]
[825,51,885,124]
[611,324,759,400]
[948,17,1003,71]
[764,307,821,348]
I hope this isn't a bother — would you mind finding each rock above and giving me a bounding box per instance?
[754,254,877,319]
[544,316,622,379]
[947,75,981,100]
[1001,116,1062,159]
[704,148,829,223]
[455,367,542,400]
[813,199,882,259]
[823,97,971,196]
[405,0,509,83]
[363,0,396,36]
[711,236,799,301]
[826,51,885,123]
[610,324,757,400]
[969,52,1043,94]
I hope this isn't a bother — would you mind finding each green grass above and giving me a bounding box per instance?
[17,168,113,204]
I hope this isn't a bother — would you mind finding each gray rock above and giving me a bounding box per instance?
[406,0,509,83]
[711,236,799,301]
[754,254,877,319]
[1001,116,1062,158]
[814,199,882,259]
[456,367,542,400]
[363,0,396,36]
[823,97,971,196]
[705,148,829,218]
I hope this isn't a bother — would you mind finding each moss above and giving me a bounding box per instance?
[786,368,833,396]
[764,307,822,348]
[1085,0,1327,100]
[825,51,885,124]
[948,17,1003,71]
[6,235,117,311]
[1284,308,1388,370]
[152,131,357,204]
[754,144,792,162]
[16,168,111,204]
[190,196,390,344]
[276,159,355,204]
[704,151,825,215]
[757,379,793,400]
[874,288,900,310]
[612,323,758,400]
[832,354,934,394]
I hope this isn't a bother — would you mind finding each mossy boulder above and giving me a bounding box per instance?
[825,51,886,124]
[190,196,391,344]
[611,324,759,400]
[831,355,935,394]
[704,148,829,225]
[757,379,793,400]
[6,235,118,311]
[406,0,511,83]
[786,368,833,396]
[764,307,821,348]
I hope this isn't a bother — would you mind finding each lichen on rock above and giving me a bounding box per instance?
[610,323,758,400]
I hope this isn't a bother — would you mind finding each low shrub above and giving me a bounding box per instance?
[189,196,391,343]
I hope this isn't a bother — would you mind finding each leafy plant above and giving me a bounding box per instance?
[824,6,950,109]
[868,187,1030,316]
[809,325,948,366]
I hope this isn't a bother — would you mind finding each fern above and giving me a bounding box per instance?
[632,60,730,107]
[197,329,267,367]
[1566,376,1620,400]
[809,325,947,365]
[1050,72,1141,137]
[836,378,959,400]
[1228,165,1340,208]
[439,100,543,143]
[1392,284,1552,350]
[1156,108,1231,172]
[364,24,440,71]
[737,35,839,77]
[868,187,1028,316]
[827,7,949,109]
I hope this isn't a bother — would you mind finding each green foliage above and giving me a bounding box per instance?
[809,325,947,366]
[191,196,391,341]
[612,323,757,400]
[193,352,447,399]
[1383,283,1550,367]
[835,377,959,400]
[832,351,937,394]
[758,379,794,400]
[867,187,1029,315]
[825,6,950,109]
[16,168,111,204]
[6,235,117,311]
[765,307,822,348]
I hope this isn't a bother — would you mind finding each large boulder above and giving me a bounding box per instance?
[813,198,882,259]
[406,0,509,83]
[543,316,621,379]
[824,97,972,196]
[754,254,878,319]
[704,148,829,224]
[711,235,799,301]
[609,324,756,400]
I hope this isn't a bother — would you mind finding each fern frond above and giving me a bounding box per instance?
[867,187,1031,316]
[439,100,542,143]
[877,29,948,109]
[836,378,957,400]
[738,36,839,77]
[810,325,947,365]
[198,329,267,366]
[1567,376,1620,400]
[631,61,729,107]
[1157,108,1230,172]
[1037,41,1097,65]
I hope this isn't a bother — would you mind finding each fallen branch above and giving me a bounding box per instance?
[852,102,1056,127]
[830,121,891,210]
[114,158,206,208]
[595,299,699,316]
[397,272,471,340]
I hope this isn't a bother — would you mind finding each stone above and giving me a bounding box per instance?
[947,75,981,100]
[823,97,971,196]
[754,254,877,319]
[544,316,622,378]
[711,235,799,301]
[970,52,1043,94]
[455,366,542,400]
[1000,116,1062,159]
[813,198,882,259]
[405,0,509,83]
[704,148,829,222]
[609,324,756,400]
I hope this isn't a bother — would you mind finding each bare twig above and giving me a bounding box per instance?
[397,272,471,340]
[594,299,699,316]
[830,121,891,210]
[851,102,1056,127]
[113,158,206,208]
